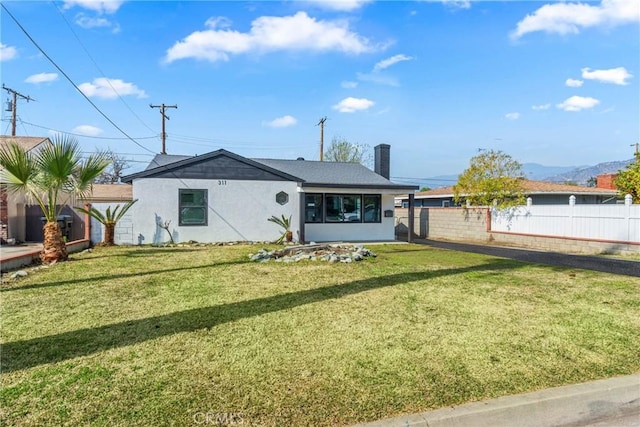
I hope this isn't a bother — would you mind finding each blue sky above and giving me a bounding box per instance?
[1,0,638,185]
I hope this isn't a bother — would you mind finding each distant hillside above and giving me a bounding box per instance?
[522,163,579,180]
[543,159,634,185]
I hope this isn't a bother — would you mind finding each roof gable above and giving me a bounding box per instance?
[122,149,301,183]
[0,136,51,152]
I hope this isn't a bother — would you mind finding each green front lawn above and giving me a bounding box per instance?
[1,244,639,426]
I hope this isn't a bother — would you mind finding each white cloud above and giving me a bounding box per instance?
[306,0,372,11]
[505,112,521,120]
[63,0,124,14]
[25,73,59,84]
[72,125,103,136]
[0,43,17,62]
[75,13,121,32]
[356,72,399,87]
[164,12,381,63]
[373,54,414,71]
[441,0,471,10]
[264,115,297,128]
[581,66,633,85]
[341,81,358,89]
[565,78,583,87]
[556,95,600,112]
[511,0,640,39]
[78,78,147,99]
[532,104,551,110]
[332,97,374,113]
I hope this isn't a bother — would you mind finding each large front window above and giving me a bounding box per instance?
[305,194,323,223]
[326,194,362,222]
[305,193,383,224]
[363,195,381,223]
[179,189,207,226]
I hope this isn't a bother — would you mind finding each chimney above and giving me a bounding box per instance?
[374,144,390,179]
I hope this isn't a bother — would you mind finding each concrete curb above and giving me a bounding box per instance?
[355,374,640,427]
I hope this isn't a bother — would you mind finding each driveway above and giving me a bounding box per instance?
[414,239,640,278]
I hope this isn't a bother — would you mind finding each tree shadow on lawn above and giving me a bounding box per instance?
[2,259,524,373]
[0,259,249,293]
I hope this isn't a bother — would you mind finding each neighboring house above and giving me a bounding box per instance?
[0,136,52,243]
[396,180,619,208]
[79,183,134,245]
[122,144,417,244]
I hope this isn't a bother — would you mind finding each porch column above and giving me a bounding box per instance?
[298,191,305,244]
[84,203,91,241]
[408,193,415,243]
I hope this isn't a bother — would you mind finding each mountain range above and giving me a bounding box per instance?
[412,159,634,190]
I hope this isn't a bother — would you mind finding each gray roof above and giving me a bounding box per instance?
[252,158,414,189]
[126,150,417,191]
[145,154,192,170]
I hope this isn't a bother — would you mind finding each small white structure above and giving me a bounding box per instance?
[122,145,416,244]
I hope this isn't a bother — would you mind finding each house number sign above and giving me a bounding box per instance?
[218,180,227,185]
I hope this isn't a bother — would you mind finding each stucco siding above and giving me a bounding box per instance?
[132,178,300,244]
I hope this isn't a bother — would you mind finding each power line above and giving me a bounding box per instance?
[150,103,177,154]
[11,118,157,140]
[50,1,157,135]
[1,2,156,155]
[2,85,34,136]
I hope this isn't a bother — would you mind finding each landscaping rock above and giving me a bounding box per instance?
[248,244,376,263]
[11,270,28,279]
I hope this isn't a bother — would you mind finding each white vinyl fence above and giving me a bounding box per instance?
[491,196,639,243]
[89,202,135,245]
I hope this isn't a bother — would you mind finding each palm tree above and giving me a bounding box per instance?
[0,136,109,263]
[76,200,137,246]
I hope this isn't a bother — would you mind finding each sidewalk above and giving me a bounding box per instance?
[355,374,640,427]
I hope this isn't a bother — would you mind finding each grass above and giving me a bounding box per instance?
[1,243,639,426]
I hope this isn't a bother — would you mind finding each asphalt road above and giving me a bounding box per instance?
[413,239,640,277]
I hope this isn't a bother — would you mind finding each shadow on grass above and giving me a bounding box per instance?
[1,259,523,372]
[0,260,249,293]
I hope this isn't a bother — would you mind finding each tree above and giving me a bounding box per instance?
[94,149,129,184]
[324,137,371,166]
[453,149,525,208]
[419,186,432,192]
[76,199,137,246]
[586,176,597,187]
[614,153,640,203]
[0,136,109,263]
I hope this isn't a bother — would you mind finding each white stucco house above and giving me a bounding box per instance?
[122,144,417,244]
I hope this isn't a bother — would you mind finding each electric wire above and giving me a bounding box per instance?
[12,119,157,140]
[51,1,157,135]
[1,2,156,155]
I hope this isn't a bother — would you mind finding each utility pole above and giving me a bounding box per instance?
[150,103,177,154]
[2,85,33,137]
[632,142,639,162]
[317,116,327,161]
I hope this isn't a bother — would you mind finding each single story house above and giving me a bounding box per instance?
[396,180,619,208]
[122,144,418,244]
[0,136,52,243]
